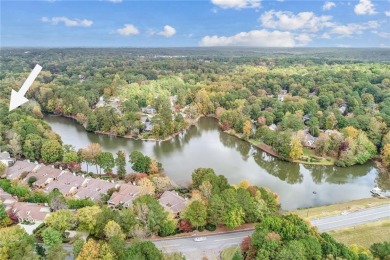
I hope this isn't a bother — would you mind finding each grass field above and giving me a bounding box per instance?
[221,246,240,260]
[329,219,390,249]
[289,197,390,219]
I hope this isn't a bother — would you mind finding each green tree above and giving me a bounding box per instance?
[46,244,68,260]
[63,151,78,163]
[104,220,125,240]
[182,200,207,229]
[224,207,245,229]
[370,241,390,260]
[41,140,63,163]
[126,241,163,260]
[76,206,102,233]
[129,151,151,173]
[72,239,85,259]
[0,226,37,260]
[97,151,115,174]
[42,227,63,248]
[116,150,126,179]
[45,209,75,234]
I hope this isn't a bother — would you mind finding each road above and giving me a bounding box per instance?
[154,204,390,259]
[311,204,390,232]
[61,204,390,260]
[154,230,253,259]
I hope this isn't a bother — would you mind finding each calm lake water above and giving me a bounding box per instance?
[44,116,378,210]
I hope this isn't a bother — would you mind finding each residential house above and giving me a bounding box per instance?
[159,191,187,215]
[108,183,140,208]
[44,172,87,196]
[22,165,64,188]
[74,178,117,201]
[2,161,38,180]
[11,202,50,223]
[302,130,317,148]
[339,103,348,115]
[141,116,154,132]
[142,105,157,114]
[269,123,277,131]
[303,114,310,125]
[96,96,106,108]
[0,187,17,210]
[277,90,288,101]
[0,152,15,167]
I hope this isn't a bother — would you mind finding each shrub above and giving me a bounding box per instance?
[205,223,216,231]
[197,226,205,232]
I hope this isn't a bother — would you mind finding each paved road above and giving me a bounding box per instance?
[154,230,253,259]
[311,204,390,232]
[60,204,390,260]
[154,204,390,259]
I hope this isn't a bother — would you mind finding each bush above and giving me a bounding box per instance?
[28,176,37,186]
[370,242,390,260]
[197,226,205,232]
[205,223,216,231]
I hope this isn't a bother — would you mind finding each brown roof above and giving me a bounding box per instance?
[3,161,38,180]
[44,172,87,195]
[74,178,117,201]
[108,183,140,207]
[159,191,187,214]
[0,187,17,209]
[12,202,50,222]
[22,165,63,187]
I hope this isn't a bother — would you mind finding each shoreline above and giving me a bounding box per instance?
[46,113,375,168]
[222,129,335,166]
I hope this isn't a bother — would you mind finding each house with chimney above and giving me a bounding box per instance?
[22,165,64,188]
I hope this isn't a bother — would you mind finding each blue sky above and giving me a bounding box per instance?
[1,0,389,47]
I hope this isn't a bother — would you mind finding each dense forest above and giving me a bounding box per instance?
[1,48,389,169]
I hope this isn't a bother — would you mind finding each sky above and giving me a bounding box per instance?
[0,0,389,47]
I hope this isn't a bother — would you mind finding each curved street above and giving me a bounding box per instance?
[153,204,390,259]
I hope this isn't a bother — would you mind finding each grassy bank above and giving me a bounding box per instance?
[329,219,390,248]
[221,246,240,260]
[289,197,390,219]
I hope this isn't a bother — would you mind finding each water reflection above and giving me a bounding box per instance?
[44,115,379,210]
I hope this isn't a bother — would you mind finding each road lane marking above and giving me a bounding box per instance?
[160,244,180,247]
[214,236,246,242]
[313,210,390,226]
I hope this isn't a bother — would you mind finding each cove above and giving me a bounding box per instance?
[44,116,378,210]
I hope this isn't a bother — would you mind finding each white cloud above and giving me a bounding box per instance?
[108,0,122,2]
[41,17,93,27]
[372,31,390,38]
[354,0,376,15]
[157,25,176,37]
[260,10,333,32]
[211,0,261,9]
[323,1,336,10]
[199,29,311,47]
[385,11,390,16]
[321,32,331,39]
[330,20,379,37]
[117,24,139,36]
[295,33,313,45]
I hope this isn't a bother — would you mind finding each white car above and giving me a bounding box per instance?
[194,237,207,242]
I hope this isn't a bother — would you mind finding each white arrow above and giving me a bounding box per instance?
[9,64,42,112]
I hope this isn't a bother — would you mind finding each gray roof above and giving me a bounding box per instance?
[0,152,11,160]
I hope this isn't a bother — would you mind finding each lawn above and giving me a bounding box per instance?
[329,219,390,249]
[289,197,390,219]
[221,246,240,260]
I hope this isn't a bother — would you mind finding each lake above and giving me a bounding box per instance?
[44,115,378,210]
